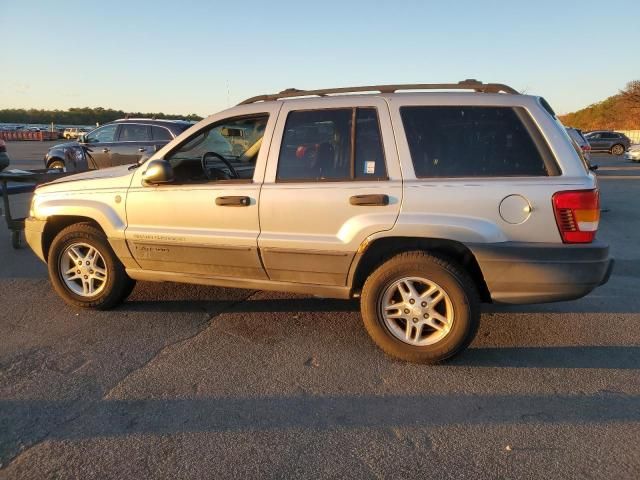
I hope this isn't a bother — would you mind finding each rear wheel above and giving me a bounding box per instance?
[611,144,625,156]
[48,223,135,309]
[360,251,480,363]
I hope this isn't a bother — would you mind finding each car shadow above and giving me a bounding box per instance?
[451,346,640,369]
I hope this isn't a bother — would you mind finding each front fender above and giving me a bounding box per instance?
[34,196,126,240]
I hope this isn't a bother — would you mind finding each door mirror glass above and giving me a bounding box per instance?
[142,159,175,185]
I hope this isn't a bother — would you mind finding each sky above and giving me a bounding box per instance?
[0,0,638,116]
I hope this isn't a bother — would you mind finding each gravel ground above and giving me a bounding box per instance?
[1,146,639,479]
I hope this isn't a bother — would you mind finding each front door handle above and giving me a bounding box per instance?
[216,195,251,207]
[349,194,389,206]
[102,148,110,153]
[138,147,146,152]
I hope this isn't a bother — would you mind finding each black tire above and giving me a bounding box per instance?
[360,251,480,363]
[48,159,65,170]
[610,144,625,156]
[48,222,135,310]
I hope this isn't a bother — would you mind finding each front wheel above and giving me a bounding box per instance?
[611,144,625,156]
[48,223,135,309]
[360,251,480,363]
[48,159,65,171]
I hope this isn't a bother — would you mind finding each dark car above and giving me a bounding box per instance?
[44,119,193,171]
[583,130,631,156]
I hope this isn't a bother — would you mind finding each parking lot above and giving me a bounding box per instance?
[1,142,639,478]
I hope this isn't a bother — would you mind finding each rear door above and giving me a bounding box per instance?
[258,97,402,286]
[82,124,119,169]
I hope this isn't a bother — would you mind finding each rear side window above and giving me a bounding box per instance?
[118,124,151,142]
[152,126,173,141]
[277,107,387,181]
[400,106,550,177]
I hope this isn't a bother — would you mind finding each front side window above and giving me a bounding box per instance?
[85,124,118,144]
[165,114,268,183]
[277,107,386,181]
[118,124,150,142]
[401,106,550,177]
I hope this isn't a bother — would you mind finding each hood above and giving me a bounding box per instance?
[36,164,135,194]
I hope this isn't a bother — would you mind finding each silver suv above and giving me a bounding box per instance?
[25,80,614,363]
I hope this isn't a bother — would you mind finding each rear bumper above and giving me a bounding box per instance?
[468,241,613,304]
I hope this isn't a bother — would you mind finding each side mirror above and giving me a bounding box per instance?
[78,134,86,143]
[142,159,174,185]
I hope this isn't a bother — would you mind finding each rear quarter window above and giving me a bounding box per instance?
[400,106,555,177]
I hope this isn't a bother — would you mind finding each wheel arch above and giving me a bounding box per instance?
[46,156,65,168]
[42,216,107,261]
[349,236,491,302]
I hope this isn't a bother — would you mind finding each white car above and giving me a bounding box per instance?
[624,144,640,162]
[63,128,88,139]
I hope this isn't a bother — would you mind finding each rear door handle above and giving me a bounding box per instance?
[215,196,251,207]
[349,194,389,206]
[102,148,110,153]
[138,147,146,152]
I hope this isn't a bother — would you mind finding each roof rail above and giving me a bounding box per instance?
[238,79,518,105]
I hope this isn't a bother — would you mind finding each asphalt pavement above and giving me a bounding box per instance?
[1,143,639,479]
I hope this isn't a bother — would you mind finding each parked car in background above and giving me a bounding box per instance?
[45,119,193,171]
[584,131,630,155]
[565,127,591,162]
[625,144,640,162]
[63,128,83,139]
[26,80,613,363]
[0,140,10,171]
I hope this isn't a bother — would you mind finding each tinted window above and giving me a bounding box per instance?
[277,108,386,181]
[152,126,173,141]
[400,106,548,177]
[85,124,118,143]
[118,124,150,142]
[355,108,386,179]
[166,114,268,183]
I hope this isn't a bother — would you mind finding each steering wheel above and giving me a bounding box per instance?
[201,152,239,180]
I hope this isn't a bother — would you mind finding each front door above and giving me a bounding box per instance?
[82,123,119,169]
[111,123,155,166]
[258,98,402,286]
[125,105,279,278]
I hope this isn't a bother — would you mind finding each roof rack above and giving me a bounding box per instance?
[238,79,518,105]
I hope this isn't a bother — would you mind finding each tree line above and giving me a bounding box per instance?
[0,107,203,125]
[559,80,640,131]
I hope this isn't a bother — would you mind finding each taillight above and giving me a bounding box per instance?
[581,144,591,152]
[552,189,600,243]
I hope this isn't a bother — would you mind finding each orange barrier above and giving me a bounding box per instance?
[0,131,60,141]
